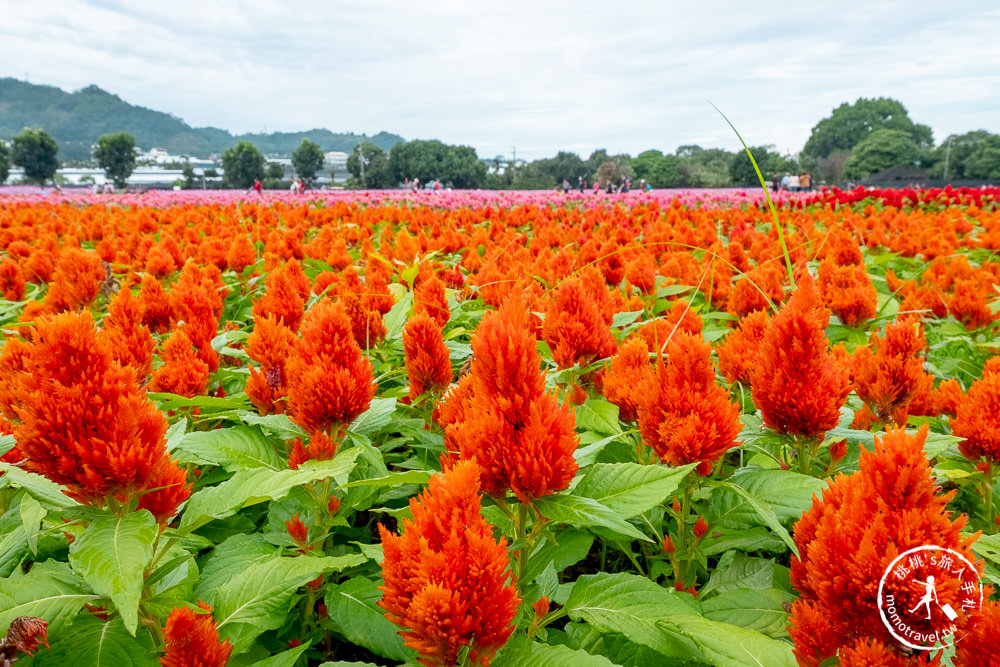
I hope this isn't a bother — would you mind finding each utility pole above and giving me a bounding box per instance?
[357,145,368,188]
[943,137,953,182]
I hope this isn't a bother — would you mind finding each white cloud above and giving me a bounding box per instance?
[1,0,998,160]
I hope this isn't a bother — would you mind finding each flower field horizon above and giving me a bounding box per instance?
[0,184,998,665]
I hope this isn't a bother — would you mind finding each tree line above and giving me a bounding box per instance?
[2,97,998,189]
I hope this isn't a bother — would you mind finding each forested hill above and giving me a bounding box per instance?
[0,78,403,161]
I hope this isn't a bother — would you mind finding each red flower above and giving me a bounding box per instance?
[245,315,298,415]
[379,461,519,667]
[160,602,232,667]
[817,259,878,328]
[750,272,850,440]
[599,337,654,422]
[0,312,189,521]
[0,616,49,659]
[149,329,211,398]
[637,330,742,473]
[852,318,926,425]
[414,273,451,328]
[101,287,155,381]
[952,364,1000,463]
[715,309,769,385]
[403,312,453,401]
[954,599,1000,665]
[286,299,375,435]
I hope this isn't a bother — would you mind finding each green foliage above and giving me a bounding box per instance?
[842,128,920,179]
[12,128,59,185]
[963,134,1000,180]
[631,150,681,188]
[0,139,9,184]
[927,130,1000,180]
[291,138,325,185]
[387,139,486,189]
[222,140,267,189]
[93,132,137,188]
[677,146,732,188]
[530,151,588,187]
[347,141,391,188]
[729,145,797,187]
[803,97,933,159]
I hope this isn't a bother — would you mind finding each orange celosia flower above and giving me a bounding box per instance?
[138,274,174,334]
[637,330,742,473]
[252,259,310,331]
[948,278,995,330]
[226,234,257,274]
[285,299,375,436]
[750,272,850,440]
[599,337,654,422]
[954,599,1000,665]
[437,296,578,502]
[379,461,519,667]
[149,329,211,398]
[852,318,926,426]
[789,425,978,666]
[635,301,703,356]
[0,257,26,301]
[817,259,878,328]
[160,602,232,667]
[952,365,1000,463]
[402,312,453,402]
[414,273,451,328]
[245,315,298,415]
[715,309,769,385]
[287,430,338,469]
[540,276,617,369]
[100,288,155,380]
[0,311,189,521]
[726,262,785,318]
[41,247,106,313]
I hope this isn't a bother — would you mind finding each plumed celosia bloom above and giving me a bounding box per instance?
[286,298,375,435]
[817,259,878,328]
[40,247,106,314]
[160,602,233,667]
[599,337,654,422]
[251,259,311,331]
[226,234,257,274]
[402,311,453,402]
[954,599,1000,665]
[414,274,451,329]
[540,276,617,369]
[726,263,786,318]
[148,329,211,398]
[138,274,174,334]
[750,272,850,440]
[952,363,1000,463]
[715,309,769,385]
[0,257,26,301]
[789,425,979,665]
[379,461,519,667]
[100,288,155,381]
[0,312,189,521]
[852,318,926,426]
[437,296,578,502]
[948,278,995,330]
[245,314,298,415]
[636,331,742,474]
[287,430,339,469]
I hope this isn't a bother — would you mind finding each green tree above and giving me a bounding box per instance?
[729,146,798,188]
[530,151,587,188]
[842,129,919,179]
[182,161,197,189]
[927,131,999,180]
[585,149,609,178]
[93,132,137,189]
[221,140,266,189]
[264,162,286,189]
[347,142,391,188]
[803,98,932,159]
[441,145,487,189]
[12,128,59,185]
[387,139,486,189]
[509,162,556,190]
[291,138,325,186]
[676,147,733,188]
[631,150,681,188]
[963,134,1000,180]
[0,139,9,185]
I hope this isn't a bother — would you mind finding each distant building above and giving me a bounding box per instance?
[325,151,349,183]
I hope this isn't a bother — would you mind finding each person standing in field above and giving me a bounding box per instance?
[800,172,812,192]
[789,173,800,192]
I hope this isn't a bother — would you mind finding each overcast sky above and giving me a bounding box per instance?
[2,1,998,161]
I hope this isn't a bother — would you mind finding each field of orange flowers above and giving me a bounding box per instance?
[0,185,999,666]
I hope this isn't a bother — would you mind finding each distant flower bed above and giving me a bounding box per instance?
[0,187,998,665]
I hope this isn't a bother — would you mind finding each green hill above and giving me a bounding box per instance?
[0,78,403,162]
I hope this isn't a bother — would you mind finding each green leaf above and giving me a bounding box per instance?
[0,433,15,457]
[27,614,155,666]
[340,469,431,488]
[724,468,825,523]
[611,309,643,329]
[324,576,412,662]
[214,554,366,653]
[710,480,800,558]
[564,572,701,659]
[922,430,963,459]
[493,636,618,666]
[0,463,79,508]
[195,533,278,605]
[0,561,98,636]
[656,615,796,666]
[701,588,796,638]
[243,642,311,667]
[573,431,633,467]
[700,552,791,599]
[562,624,673,667]
[148,391,250,412]
[572,462,696,518]
[523,530,595,583]
[68,510,157,636]
[235,411,307,440]
[532,495,651,542]
[348,397,397,437]
[383,290,413,339]
[699,526,787,557]
[178,448,361,532]
[171,424,284,471]
[575,399,622,435]
[19,495,45,555]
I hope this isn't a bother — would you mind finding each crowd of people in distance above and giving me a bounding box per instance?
[773,171,813,192]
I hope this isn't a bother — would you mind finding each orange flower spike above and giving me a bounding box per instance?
[245,315,298,415]
[138,274,173,334]
[750,272,850,440]
[160,602,233,667]
[952,366,1000,463]
[817,259,878,328]
[715,308,769,385]
[954,599,1000,665]
[285,299,375,435]
[540,276,618,370]
[414,273,451,328]
[285,513,310,546]
[504,391,579,503]
[226,234,257,274]
[852,318,927,425]
[379,461,519,667]
[600,337,653,422]
[402,312,453,402]
[101,287,155,381]
[637,330,742,472]
[149,329,211,399]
